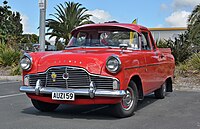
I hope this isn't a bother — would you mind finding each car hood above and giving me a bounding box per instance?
[30,48,127,74]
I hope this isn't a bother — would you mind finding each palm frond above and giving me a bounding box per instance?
[46,1,94,45]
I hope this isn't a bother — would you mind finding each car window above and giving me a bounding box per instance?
[149,33,156,50]
[129,32,139,49]
[68,28,140,49]
[141,32,151,50]
[68,32,88,46]
[99,31,139,49]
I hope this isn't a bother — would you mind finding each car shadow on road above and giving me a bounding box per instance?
[21,94,159,120]
[137,93,159,111]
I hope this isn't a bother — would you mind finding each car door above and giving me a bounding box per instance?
[148,31,166,87]
[140,31,161,93]
[153,48,166,85]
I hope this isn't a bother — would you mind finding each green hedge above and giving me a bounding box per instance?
[0,43,21,67]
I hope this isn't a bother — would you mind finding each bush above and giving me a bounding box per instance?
[0,43,21,67]
[176,52,200,77]
[157,33,192,64]
[188,52,200,71]
[156,40,168,48]
[10,64,21,75]
[175,62,190,76]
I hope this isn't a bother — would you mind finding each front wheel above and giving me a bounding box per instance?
[112,81,139,118]
[31,99,60,112]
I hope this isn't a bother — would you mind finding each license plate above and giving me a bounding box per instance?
[52,92,75,101]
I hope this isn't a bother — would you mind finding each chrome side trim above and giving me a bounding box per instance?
[20,86,126,97]
[125,63,161,70]
[125,66,144,70]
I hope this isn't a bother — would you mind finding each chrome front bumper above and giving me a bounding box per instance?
[20,79,125,98]
[20,86,126,98]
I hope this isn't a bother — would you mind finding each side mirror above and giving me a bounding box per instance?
[119,43,128,50]
[119,43,128,54]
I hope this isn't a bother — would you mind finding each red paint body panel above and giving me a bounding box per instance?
[27,94,122,105]
[22,23,175,105]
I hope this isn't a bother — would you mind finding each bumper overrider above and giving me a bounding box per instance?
[20,80,126,98]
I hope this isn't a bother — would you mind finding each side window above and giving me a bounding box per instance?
[141,32,151,50]
[130,32,139,50]
[149,33,156,50]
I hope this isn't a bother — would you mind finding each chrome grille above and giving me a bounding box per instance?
[91,76,113,89]
[28,66,114,90]
[67,68,90,88]
[29,74,46,87]
[47,67,66,88]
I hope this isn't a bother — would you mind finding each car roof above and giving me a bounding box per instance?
[71,23,148,35]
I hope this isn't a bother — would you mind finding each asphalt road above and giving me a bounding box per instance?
[0,80,200,129]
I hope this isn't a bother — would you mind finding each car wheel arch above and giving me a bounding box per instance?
[130,75,144,100]
[166,77,173,92]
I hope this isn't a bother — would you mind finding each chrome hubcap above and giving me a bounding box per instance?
[121,87,134,110]
[163,82,167,96]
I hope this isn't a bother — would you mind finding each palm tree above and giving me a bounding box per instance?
[188,4,200,44]
[46,2,94,45]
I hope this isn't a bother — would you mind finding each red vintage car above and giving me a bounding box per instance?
[20,23,175,117]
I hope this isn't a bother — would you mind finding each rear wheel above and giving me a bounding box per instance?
[112,81,139,118]
[31,99,59,112]
[154,81,167,99]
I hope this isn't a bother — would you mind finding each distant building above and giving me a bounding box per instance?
[149,27,187,41]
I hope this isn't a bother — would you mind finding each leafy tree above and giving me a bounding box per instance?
[46,1,94,45]
[188,4,200,49]
[0,1,23,44]
[20,34,38,43]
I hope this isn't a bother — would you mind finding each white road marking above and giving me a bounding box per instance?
[0,81,20,85]
[82,105,109,114]
[0,93,25,99]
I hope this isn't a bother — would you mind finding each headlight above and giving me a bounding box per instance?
[20,54,32,71]
[106,55,121,73]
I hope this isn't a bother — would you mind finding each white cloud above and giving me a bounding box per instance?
[21,14,35,34]
[161,0,200,27]
[165,11,190,27]
[172,0,200,9]
[21,14,29,33]
[87,9,112,23]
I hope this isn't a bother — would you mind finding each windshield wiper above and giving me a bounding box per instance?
[65,45,78,49]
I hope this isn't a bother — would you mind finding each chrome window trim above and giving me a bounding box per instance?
[65,46,141,50]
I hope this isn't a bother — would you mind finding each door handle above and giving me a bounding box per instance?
[160,54,165,58]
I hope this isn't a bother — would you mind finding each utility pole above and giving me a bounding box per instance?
[38,0,46,51]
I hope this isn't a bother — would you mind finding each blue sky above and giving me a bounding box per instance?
[2,0,200,34]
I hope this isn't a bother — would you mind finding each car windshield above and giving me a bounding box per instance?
[67,28,139,49]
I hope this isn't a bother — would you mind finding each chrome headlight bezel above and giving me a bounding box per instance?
[20,54,32,71]
[106,55,121,74]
